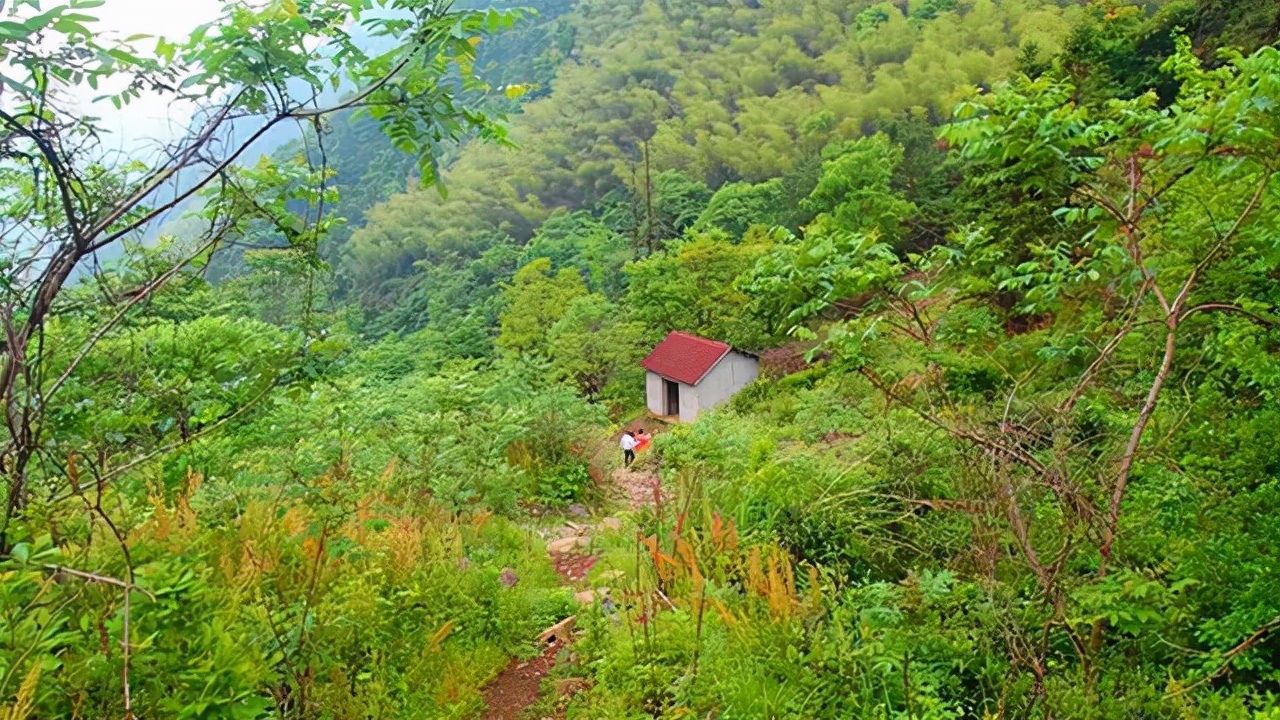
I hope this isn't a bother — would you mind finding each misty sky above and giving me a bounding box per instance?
[82,0,222,150]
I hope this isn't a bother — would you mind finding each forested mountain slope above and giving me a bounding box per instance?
[3,0,1280,718]
[329,0,1280,342]
[340,0,1084,326]
[198,0,577,283]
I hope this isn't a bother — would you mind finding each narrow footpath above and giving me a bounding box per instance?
[479,423,665,719]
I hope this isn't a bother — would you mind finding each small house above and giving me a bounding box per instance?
[641,331,759,423]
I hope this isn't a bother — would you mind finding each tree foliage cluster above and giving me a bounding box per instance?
[333,0,1087,326]
[564,36,1280,718]
[3,0,1280,718]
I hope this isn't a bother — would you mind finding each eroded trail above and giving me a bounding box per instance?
[609,467,665,510]
[479,426,664,719]
[478,639,563,720]
[479,524,599,720]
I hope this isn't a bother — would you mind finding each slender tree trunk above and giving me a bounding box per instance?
[1,245,84,539]
[1100,321,1178,567]
[643,139,655,254]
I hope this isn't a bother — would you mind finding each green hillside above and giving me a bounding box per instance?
[2,0,1280,718]
[339,0,1082,327]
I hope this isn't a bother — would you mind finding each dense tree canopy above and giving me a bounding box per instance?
[3,0,1280,718]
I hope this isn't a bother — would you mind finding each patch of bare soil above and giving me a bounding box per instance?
[551,552,597,581]
[480,640,562,720]
[610,467,665,510]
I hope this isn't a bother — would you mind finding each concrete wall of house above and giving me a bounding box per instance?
[692,351,759,414]
[645,371,664,416]
[678,380,699,424]
[646,370,699,422]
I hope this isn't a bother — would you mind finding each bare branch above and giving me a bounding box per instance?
[1059,281,1151,414]
[43,565,156,602]
[0,109,86,245]
[1101,171,1273,566]
[1165,615,1280,699]
[43,233,225,402]
[56,377,283,502]
[1179,302,1276,327]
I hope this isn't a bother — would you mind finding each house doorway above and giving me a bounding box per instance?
[663,379,680,416]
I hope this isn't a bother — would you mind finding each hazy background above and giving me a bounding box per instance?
[83,0,223,149]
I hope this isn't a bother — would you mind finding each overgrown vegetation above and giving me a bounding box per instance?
[2,0,1280,718]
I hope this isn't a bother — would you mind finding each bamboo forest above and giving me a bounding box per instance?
[2,0,1280,717]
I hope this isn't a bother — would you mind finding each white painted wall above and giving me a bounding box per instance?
[645,371,664,416]
[678,380,699,423]
[645,370,699,421]
[690,351,759,413]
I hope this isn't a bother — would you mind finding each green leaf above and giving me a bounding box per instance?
[22,8,65,32]
[52,18,91,36]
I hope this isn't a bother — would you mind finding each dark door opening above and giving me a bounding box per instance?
[663,379,680,416]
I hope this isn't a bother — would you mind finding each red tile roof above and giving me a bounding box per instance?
[641,331,732,386]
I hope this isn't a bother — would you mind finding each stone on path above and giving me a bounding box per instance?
[556,678,591,697]
[537,615,576,645]
[573,589,596,605]
[547,535,590,554]
[600,517,622,532]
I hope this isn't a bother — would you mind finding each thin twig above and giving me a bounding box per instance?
[1165,615,1280,698]
[43,565,156,601]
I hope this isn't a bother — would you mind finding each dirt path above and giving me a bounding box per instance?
[479,639,563,720]
[610,466,665,510]
[480,524,599,719]
[479,421,666,719]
